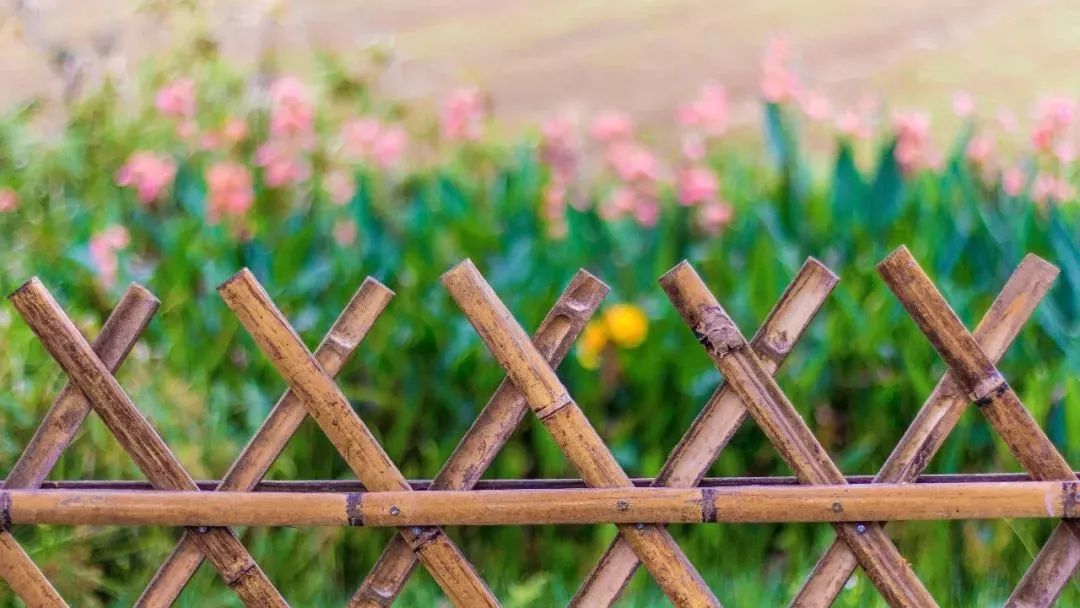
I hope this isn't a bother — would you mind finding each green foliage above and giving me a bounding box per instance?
[1,66,1079,607]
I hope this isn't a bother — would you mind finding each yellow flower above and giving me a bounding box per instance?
[576,320,609,369]
[603,303,648,348]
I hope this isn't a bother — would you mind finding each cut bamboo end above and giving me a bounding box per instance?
[123,282,162,307]
[1019,253,1060,279]
[8,276,44,300]
[803,257,841,286]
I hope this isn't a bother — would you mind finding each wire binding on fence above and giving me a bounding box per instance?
[0,244,1074,608]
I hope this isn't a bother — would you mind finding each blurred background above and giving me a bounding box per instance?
[1,1,1080,606]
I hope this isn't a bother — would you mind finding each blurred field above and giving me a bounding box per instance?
[2,0,1080,133]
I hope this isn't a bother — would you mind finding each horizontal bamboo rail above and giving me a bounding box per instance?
[1,245,1072,607]
[7,472,1075,492]
[2,482,1076,526]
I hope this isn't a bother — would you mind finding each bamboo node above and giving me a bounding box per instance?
[693,305,745,360]
[224,560,259,589]
[701,488,717,523]
[968,372,1006,404]
[0,491,10,530]
[346,492,363,526]
[536,391,573,421]
[1063,482,1080,518]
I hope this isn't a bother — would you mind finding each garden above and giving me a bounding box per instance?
[1,23,1079,607]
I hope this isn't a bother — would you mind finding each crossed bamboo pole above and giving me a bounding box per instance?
[0,284,158,607]
[352,269,608,606]
[877,247,1080,608]
[572,258,837,605]
[9,279,288,606]
[793,251,1059,605]
[137,278,394,606]
[660,261,937,607]
[219,270,501,607]
[444,260,721,607]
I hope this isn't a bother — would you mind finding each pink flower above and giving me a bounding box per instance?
[206,162,254,223]
[893,110,933,174]
[333,219,358,246]
[678,83,730,137]
[440,87,486,141]
[1002,167,1026,197]
[324,169,356,206]
[89,225,130,288]
[699,201,734,234]
[176,120,198,141]
[1032,173,1074,204]
[341,118,408,169]
[0,187,18,213]
[952,91,975,119]
[542,179,570,239]
[760,35,801,104]
[590,111,634,144]
[677,166,718,207]
[371,124,408,168]
[601,187,638,220]
[681,134,706,162]
[799,90,832,122]
[835,109,873,141]
[965,134,995,167]
[268,76,315,141]
[116,152,177,204]
[155,78,196,119]
[541,112,580,182]
[222,118,248,145]
[1030,96,1077,153]
[1055,141,1077,164]
[633,197,660,227]
[256,142,311,188]
[606,142,660,183]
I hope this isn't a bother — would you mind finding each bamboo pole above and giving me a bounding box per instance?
[659,262,937,608]
[443,260,721,608]
[4,471,1077,492]
[574,258,837,606]
[1,482,1075,526]
[353,269,608,607]
[9,278,289,608]
[137,278,393,607]
[876,246,1080,608]
[793,253,1057,607]
[218,269,500,608]
[0,283,158,608]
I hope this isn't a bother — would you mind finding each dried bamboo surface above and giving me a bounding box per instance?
[575,257,837,605]
[219,269,499,608]
[445,260,721,607]
[878,246,1080,608]
[0,283,158,608]
[139,278,393,607]
[353,269,607,607]
[1,246,1071,608]
[793,251,1058,607]
[2,482,1075,526]
[11,279,288,607]
[660,261,936,608]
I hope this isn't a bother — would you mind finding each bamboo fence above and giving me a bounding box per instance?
[0,245,1075,607]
